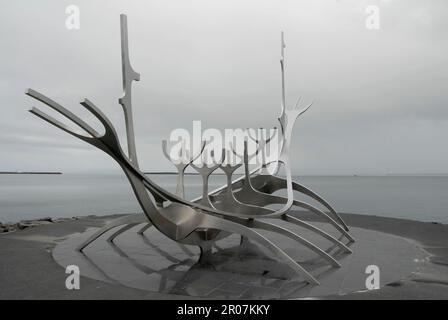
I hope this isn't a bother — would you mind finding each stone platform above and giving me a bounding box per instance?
[52,216,426,299]
[2,212,448,299]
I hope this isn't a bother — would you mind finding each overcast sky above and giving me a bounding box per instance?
[0,0,447,175]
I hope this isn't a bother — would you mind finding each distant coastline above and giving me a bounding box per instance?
[387,173,448,176]
[0,171,62,175]
[144,172,227,175]
[143,172,178,175]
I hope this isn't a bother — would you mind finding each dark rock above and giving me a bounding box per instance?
[1,225,15,233]
[17,222,32,230]
[386,281,403,287]
[37,217,53,222]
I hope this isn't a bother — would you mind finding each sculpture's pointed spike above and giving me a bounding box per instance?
[26,89,99,138]
[297,100,313,116]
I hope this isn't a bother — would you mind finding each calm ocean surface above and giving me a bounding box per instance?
[1,174,447,224]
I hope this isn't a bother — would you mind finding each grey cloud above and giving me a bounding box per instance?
[0,0,447,174]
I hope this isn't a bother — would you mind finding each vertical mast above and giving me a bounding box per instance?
[280,31,286,114]
[119,14,140,166]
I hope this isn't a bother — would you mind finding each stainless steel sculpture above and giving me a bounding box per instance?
[26,15,354,285]
[206,32,349,233]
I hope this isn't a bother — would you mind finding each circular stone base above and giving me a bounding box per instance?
[53,219,427,299]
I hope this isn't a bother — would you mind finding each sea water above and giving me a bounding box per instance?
[0,174,447,224]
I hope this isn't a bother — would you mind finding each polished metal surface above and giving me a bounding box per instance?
[213,141,354,245]
[118,14,140,167]
[27,15,355,285]
[203,32,351,237]
[162,139,205,199]
[189,149,225,208]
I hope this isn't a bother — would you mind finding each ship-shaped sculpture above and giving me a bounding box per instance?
[26,15,354,285]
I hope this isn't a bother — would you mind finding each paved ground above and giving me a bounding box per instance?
[327,213,448,299]
[0,212,447,299]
